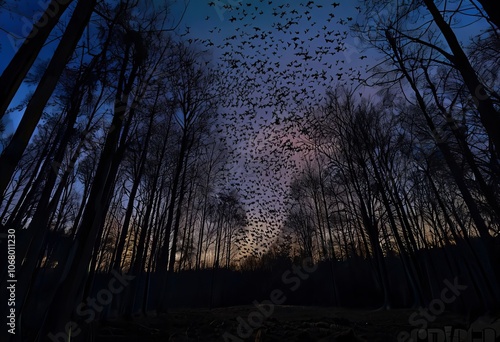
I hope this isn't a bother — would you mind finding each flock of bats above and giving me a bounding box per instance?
[177,0,371,260]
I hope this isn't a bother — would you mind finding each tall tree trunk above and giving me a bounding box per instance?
[386,29,493,247]
[422,0,500,156]
[5,115,65,228]
[0,0,74,119]
[421,64,500,220]
[476,0,500,28]
[39,31,142,339]
[346,154,391,308]
[168,152,190,272]
[122,120,171,316]
[196,185,210,270]
[112,111,155,271]
[368,148,425,308]
[179,175,195,271]
[13,94,87,339]
[0,0,96,202]
[157,134,188,271]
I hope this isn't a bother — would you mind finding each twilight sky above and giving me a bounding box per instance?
[1,0,491,255]
[167,0,371,239]
[0,0,379,253]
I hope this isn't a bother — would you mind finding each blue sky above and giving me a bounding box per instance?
[0,1,367,134]
[0,0,491,137]
[0,0,494,244]
[0,0,74,137]
[0,1,386,236]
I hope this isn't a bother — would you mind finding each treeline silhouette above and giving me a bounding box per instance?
[0,0,499,341]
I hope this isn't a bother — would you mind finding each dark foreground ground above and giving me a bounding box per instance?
[95,305,500,341]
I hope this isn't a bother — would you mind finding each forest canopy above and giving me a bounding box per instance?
[0,0,499,341]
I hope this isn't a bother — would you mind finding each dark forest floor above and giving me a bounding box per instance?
[95,305,499,341]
